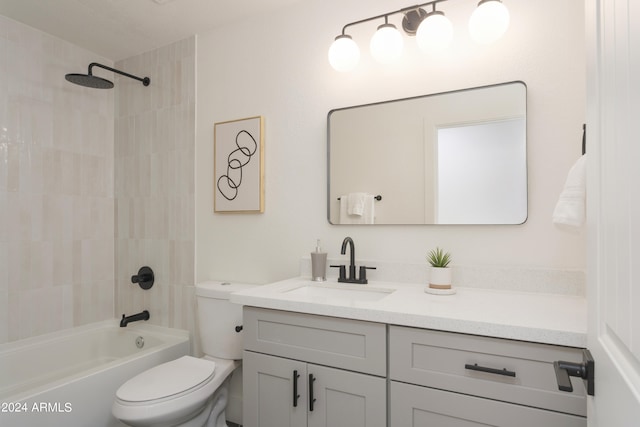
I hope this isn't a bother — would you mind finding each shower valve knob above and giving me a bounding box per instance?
[131,266,154,290]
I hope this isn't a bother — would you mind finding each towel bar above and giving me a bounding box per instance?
[337,195,382,201]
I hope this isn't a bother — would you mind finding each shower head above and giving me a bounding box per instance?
[65,62,150,89]
[65,73,114,89]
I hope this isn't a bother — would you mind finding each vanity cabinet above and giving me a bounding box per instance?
[389,326,587,426]
[241,307,587,427]
[242,307,387,427]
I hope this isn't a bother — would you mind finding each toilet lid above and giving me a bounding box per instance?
[116,356,216,402]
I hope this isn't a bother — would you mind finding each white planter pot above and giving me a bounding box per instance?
[429,267,452,290]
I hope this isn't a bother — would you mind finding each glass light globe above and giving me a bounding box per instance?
[328,35,360,72]
[469,0,510,44]
[370,23,404,64]
[416,12,453,53]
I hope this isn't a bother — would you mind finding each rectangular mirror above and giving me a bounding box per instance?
[328,81,527,225]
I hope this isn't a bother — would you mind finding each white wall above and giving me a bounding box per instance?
[195,0,586,285]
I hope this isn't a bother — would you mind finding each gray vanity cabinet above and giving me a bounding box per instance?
[389,326,587,426]
[242,307,387,427]
[241,307,587,426]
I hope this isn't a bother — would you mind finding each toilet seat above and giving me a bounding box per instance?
[116,356,216,403]
[112,356,237,427]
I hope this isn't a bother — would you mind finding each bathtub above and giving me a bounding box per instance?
[0,320,189,427]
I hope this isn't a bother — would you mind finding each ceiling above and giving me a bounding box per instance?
[0,0,303,61]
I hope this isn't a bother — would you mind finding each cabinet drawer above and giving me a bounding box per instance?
[243,307,386,376]
[389,326,587,416]
[391,381,586,427]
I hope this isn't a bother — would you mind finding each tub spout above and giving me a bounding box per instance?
[120,310,150,327]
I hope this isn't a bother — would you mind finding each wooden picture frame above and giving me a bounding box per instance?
[214,116,264,213]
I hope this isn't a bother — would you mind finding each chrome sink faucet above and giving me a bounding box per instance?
[331,237,376,284]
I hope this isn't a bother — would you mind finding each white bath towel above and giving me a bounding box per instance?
[553,154,586,230]
[339,194,375,224]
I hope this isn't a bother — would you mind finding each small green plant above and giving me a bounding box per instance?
[427,247,452,268]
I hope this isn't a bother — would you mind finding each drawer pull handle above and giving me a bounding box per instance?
[293,370,300,407]
[465,363,516,377]
[309,374,316,411]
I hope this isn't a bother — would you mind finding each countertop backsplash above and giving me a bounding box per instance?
[300,258,585,297]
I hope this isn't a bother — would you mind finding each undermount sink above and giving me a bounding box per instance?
[284,283,395,302]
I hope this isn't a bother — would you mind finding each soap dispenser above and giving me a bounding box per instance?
[311,239,327,282]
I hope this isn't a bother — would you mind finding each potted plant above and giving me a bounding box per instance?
[427,247,453,292]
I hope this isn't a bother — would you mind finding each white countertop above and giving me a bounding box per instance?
[230,277,587,348]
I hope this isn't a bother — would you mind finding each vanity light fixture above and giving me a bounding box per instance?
[328,35,361,72]
[369,16,404,64]
[328,0,510,72]
[469,0,510,44]
[416,3,454,53]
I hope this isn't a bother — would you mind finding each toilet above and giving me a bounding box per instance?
[112,281,256,427]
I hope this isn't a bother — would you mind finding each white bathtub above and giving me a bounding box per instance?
[0,320,189,427]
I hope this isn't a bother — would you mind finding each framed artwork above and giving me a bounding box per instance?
[214,116,264,213]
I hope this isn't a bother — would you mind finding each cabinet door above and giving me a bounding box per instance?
[243,351,308,427]
[307,364,386,427]
[391,381,586,427]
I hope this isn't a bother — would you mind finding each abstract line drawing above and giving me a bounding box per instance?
[217,130,257,201]
[214,116,264,213]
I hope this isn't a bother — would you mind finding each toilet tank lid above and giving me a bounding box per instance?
[195,281,257,299]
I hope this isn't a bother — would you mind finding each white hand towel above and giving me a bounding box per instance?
[347,192,367,216]
[339,194,375,224]
[553,154,586,229]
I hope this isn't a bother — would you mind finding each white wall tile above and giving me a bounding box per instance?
[114,36,196,341]
[0,15,114,343]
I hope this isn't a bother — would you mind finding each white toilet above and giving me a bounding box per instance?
[112,281,256,427]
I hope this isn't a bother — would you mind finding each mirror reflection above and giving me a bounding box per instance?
[328,81,527,225]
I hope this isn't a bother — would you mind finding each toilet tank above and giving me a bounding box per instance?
[195,281,257,360]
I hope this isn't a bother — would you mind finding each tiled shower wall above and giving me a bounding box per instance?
[114,38,196,343]
[0,16,115,342]
[0,16,196,345]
